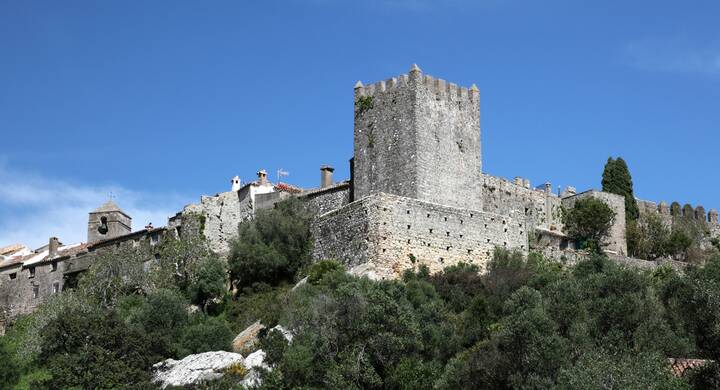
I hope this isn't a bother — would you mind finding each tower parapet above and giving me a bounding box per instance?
[353,64,482,211]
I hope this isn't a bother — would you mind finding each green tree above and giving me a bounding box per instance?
[188,257,227,310]
[601,157,640,221]
[562,198,616,253]
[229,198,313,289]
[124,288,189,360]
[34,294,154,389]
[0,336,21,388]
[151,235,218,294]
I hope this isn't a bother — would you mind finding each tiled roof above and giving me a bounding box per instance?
[0,243,90,270]
[0,244,28,256]
[668,358,712,377]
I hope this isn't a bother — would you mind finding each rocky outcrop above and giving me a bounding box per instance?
[152,351,244,389]
[232,321,265,354]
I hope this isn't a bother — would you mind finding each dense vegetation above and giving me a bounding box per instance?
[3,198,720,388]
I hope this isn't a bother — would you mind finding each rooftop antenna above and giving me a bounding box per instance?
[109,191,116,201]
[277,169,289,183]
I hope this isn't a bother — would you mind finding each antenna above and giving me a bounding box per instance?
[277,169,289,183]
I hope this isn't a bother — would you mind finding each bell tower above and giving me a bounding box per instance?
[87,200,132,243]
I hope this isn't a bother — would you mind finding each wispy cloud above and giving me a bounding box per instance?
[624,37,720,76]
[0,163,190,249]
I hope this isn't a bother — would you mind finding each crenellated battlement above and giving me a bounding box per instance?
[638,198,719,224]
[354,65,479,103]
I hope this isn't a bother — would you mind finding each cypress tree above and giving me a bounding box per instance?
[601,157,639,221]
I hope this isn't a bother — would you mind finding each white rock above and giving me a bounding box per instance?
[152,351,244,389]
[244,349,268,370]
[270,324,294,343]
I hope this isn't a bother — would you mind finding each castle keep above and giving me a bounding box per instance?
[1,65,718,328]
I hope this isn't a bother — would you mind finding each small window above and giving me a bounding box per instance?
[52,282,60,294]
[32,285,39,299]
[175,226,182,238]
[9,273,16,280]
[28,267,35,278]
[51,262,58,272]
[150,232,159,246]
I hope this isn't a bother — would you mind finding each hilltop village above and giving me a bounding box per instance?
[1,64,718,330]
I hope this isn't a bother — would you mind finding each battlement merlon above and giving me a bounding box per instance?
[354,65,479,104]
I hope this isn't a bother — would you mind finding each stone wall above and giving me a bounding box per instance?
[312,192,527,279]
[353,66,483,211]
[300,182,351,217]
[562,190,627,255]
[182,184,265,254]
[482,174,564,234]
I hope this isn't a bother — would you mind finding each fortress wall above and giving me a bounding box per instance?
[482,175,564,233]
[312,192,527,279]
[562,190,627,255]
[183,186,254,254]
[301,183,351,218]
[311,196,376,271]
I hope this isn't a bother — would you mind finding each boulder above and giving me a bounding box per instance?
[232,320,265,354]
[152,351,244,389]
[241,350,270,388]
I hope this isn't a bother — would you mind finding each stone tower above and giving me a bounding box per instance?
[87,200,131,243]
[352,64,482,210]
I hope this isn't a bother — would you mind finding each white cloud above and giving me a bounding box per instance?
[0,163,191,249]
[625,38,720,76]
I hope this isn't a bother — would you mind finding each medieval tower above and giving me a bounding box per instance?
[352,64,483,211]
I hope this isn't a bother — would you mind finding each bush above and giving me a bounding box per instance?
[229,198,313,289]
[35,294,154,389]
[124,289,188,360]
[307,260,345,285]
[175,314,234,358]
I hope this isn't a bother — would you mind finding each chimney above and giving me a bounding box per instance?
[48,237,60,258]
[320,165,335,188]
[231,176,241,192]
[257,170,268,186]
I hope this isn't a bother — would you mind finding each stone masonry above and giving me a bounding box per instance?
[3,64,719,328]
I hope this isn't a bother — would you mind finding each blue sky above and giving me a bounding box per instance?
[1,0,719,247]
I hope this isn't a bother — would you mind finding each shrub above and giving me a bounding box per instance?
[188,257,227,310]
[307,260,345,285]
[175,314,234,358]
[229,198,312,289]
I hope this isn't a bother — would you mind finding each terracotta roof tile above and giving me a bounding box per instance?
[668,358,712,377]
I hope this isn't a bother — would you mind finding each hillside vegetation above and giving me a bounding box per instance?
[2,198,720,389]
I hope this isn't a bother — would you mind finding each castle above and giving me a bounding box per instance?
[1,64,718,329]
